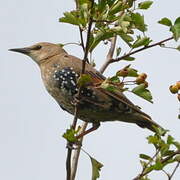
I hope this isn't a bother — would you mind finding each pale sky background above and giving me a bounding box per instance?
[0,0,180,180]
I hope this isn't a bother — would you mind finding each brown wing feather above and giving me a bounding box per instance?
[86,70,151,118]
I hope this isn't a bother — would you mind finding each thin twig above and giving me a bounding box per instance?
[169,162,180,180]
[66,144,72,180]
[69,1,95,180]
[161,150,180,164]
[79,27,85,52]
[100,37,173,73]
[111,37,173,63]
[71,122,88,180]
[99,37,117,73]
[133,150,180,180]
[133,149,160,180]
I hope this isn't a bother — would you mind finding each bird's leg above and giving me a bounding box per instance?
[76,123,100,139]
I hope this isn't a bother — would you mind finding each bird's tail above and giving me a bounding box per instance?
[133,112,164,133]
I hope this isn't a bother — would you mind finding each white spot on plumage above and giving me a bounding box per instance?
[71,80,76,86]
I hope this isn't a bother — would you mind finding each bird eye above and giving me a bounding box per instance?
[33,45,42,50]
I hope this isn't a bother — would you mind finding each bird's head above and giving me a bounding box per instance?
[9,42,66,65]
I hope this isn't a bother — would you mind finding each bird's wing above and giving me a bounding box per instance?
[85,70,151,119]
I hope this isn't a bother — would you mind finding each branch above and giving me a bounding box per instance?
[79,27,85,52]
[71,122,88,180]
[101,37,173,73]
[133,149,160,180]
[68,1,95,180]
[99,37,117,73]
[169,162,180,180]
[133,150,180,180]
[161,150,180,164]
[111,37,173,63]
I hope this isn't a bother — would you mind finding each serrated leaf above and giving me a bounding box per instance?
[138,1,153,9]
[160,144,170,156]
[167,135,174,144]
[131,13,147,32]
[77,74,92,87]
[62,128,77,142]
[59,12,80,26]
[118,33,134,46]
[171,17,180,41]
[123,56,135,61]
[89,30,114,51]
[90,157,103,180]
[140,154,152,160]
[147,135,160,145]
[132,84,153,103]
[158,17,172,27]
[132,37,152,48]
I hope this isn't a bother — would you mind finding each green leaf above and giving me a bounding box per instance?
[173,141,180,150]
[110,76,120,83]
[158,17,172,27]
[62,128,77,142]
[162,150,175,157]
[59,11,80,26]
[160,144,170,156]
[153,160,164,170]
[139,154,152,160]
[89,30,114,51]
[123,56,135,61]
[147,135,160,145]
[100,80,118,92]
[132,36,152,48]
[118,32,134,46]
[90,157,103,180]
[77,74,92,87]
[131,13,147,32]
[127,67,138,77]
[132,84,153,103]
[174,155,180,162]
[138,1,153,9]
[109,1,123,15]
[167,135,174,144]
[171,17,180,41]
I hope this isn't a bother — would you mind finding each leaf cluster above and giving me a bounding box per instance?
[137,129,180,179]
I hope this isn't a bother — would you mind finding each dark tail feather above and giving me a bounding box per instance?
[136,114,164,133]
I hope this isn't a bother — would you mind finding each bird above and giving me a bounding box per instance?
[9,42,163,136]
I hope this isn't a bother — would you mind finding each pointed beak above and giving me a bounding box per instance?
[9,47,31,54]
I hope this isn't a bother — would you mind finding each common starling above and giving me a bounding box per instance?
[9,42,163,135]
